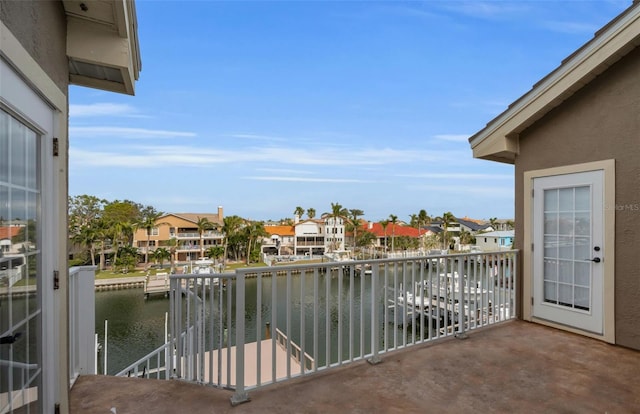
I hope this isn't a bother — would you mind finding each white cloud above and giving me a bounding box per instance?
[256,168,314,175]
[230,133,286,142]
[540,20,599,35]
[243,176,371,183]
[70,126,197,139]
[396,173,512,180]
[70,103,145,118]
[433,134,470,142]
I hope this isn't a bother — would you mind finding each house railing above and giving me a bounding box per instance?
[161,250,517,406]
[68,266,97,386]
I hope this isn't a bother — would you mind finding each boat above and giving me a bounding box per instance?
[192,258,219,285]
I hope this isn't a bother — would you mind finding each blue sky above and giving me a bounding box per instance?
[69,0,629,223]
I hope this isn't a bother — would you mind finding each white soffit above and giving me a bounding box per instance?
[64,0,141,95]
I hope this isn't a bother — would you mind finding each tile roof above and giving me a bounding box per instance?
[164,213,223,225]
[358,222,430,238]
[264,225,295,237]
[0,227,22,239]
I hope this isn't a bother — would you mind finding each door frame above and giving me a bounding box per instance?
[1,21,69,411]
[523,160,615,343]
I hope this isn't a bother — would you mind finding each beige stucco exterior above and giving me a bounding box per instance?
[132,212,225,262]
[514,45,640,349]
[470,3,640,351]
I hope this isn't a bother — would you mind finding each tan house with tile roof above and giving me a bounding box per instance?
[132,207,224,262]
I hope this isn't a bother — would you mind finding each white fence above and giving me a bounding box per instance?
[160,251,517,405]
[68,266,97,385]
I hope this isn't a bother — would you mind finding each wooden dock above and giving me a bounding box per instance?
[143,273,170,298]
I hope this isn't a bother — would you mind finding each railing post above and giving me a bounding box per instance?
[367,264,382,365]
[455,258,468,339]
[230,271,250,406]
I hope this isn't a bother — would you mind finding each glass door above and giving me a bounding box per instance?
[0,108,41,412]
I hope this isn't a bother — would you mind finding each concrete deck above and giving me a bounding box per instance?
[70,320,640,413]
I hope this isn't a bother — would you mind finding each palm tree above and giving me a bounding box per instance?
[307,208,316,219]
[417,209,430,251]
[71,225,99,266]
[442,211,456,250]
[489,217,498,231]
[195,216,215,259]
[325,202,347,252]
[294,206,305,220]
[151,247,171,268]
[111,221,134,271]
[379,219,389,252]
[389,214,398,253]
[222,215,244,264]
[162,237,179,273]
[348,209,364,254]
[138,211,164,265]
[244,221,268,264]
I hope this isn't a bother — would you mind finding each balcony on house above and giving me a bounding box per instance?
[67,251,640,413]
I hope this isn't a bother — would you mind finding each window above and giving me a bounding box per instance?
[150,227,159,236]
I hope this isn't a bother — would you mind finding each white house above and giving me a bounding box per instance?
[475,231,515,252]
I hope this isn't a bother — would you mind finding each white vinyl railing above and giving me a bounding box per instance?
[68,266,97,386]
[163,251,517,406]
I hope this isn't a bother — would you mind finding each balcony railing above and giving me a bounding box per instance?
[68,266,97,385]
[175,232,223,239]
[154,250,517,406]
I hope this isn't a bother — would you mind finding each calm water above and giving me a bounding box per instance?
[96,272,382,374]
[96,261,506,375]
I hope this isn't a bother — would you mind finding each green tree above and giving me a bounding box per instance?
[442,211,456,250]
[71,224,99,266]
[389,214,398,253]
[489,217,498,230]
[160,237,179,273]
[138,210,164,265]
[417,209,430,251]
[205,245,225,262]
[294,206,305,219]
[325,202,347,252]
[348,208,364,253]
[195,216,215,259]
[379,219,389,252]
[151,247,171,268]
[356,230,376,248]
[307,208,316,219]
[223,215,245,263]
[244,221,268,264]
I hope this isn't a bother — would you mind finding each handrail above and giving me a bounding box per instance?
[126,250,518,407]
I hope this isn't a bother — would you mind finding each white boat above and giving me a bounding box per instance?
[193,258,219,285]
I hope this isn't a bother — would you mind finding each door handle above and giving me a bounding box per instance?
[591,257,601,263]
[0,332,22,345]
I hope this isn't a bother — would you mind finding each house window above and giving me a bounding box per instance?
[150,227,159,236]
[484,238,487,242]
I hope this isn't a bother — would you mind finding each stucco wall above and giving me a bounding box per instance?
[514,46,640,350]
[0,0,68,93]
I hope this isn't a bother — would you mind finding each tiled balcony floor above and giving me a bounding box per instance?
[70,320,640,413]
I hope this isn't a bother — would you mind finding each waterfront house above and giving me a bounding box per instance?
[470,1,640,349]
[474,230,515,252]
[0,1,141,412]
[132,208,224,263]
[261,225,295,256]
[293,218,327,256]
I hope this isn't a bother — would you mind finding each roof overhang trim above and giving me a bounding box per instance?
[64,0,141,95]
[469,4,640,164]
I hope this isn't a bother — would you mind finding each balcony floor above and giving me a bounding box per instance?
[70,320,640,413]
